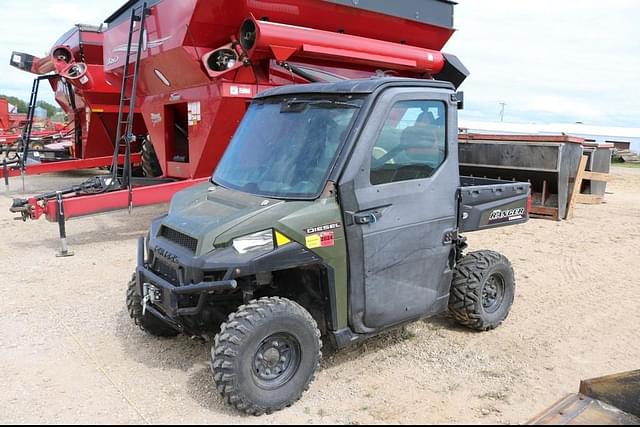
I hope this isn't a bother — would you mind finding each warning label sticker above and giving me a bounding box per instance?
[305,231,335,249]
[188,102,201,126]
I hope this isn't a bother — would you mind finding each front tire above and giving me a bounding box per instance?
[211,297,322,415]
[126,275,179,338]
[448,250,515,331]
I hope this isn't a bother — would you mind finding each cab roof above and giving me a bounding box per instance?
[255,78,456,100]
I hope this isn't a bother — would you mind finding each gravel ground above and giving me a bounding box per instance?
[1,166,639,424]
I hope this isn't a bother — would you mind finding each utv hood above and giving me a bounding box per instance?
[161,183,307,256]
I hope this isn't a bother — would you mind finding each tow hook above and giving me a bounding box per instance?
[142,282,161,315]
[142,294,150,316]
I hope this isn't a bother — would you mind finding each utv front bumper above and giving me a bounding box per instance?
[134,237,239,330]
[134,232,323,331]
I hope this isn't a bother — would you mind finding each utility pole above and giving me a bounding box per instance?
[499,102,507,122]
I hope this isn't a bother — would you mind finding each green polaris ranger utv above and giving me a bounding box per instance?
[126,78,530,415]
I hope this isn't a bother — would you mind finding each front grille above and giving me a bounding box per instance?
[160,225,198,253]
[153,257,179,285]
[203,270,226,282]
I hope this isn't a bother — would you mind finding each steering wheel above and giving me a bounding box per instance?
[371,143,427,169]
[372,146,395,165]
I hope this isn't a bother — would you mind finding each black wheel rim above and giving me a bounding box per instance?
[482,273,506,313]
[252,333,301,390]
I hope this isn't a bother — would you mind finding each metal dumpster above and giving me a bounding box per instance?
[528,370,640,425]
[581,142,613,197]
[458,133,584,220]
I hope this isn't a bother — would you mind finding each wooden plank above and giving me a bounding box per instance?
[567,155,589,220]
[576,194,604,205]
[582,171,611,182]
[530,205,559,221]
[541,180,548,207]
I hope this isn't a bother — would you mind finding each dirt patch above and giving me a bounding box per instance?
[1,167,639,424]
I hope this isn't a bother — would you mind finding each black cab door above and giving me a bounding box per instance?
[339,87,459,332]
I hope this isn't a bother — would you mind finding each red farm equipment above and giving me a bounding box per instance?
[0,97,66,151]
[10,0,468,254]
[4,25,145,181]
[0,97,28,147]
[0,98,27,138]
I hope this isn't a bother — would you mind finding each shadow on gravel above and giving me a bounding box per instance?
[113,306,476,413]
[114,308,247,415]
[321,314,475,370]
[185,367,241,416]
[114,307,208,372]
[426,313,476,332]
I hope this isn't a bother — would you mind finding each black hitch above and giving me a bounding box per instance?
[10,198,29,212]
[10,176,119,208]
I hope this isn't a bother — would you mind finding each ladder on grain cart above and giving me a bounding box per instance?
[18,75,57,172]
[110,2,149,212]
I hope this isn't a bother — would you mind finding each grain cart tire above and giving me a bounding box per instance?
[141,137,163,178]
[211,297,322,415]
[29,141,45,151]
[449,250,515,331]
[126,275,179,337]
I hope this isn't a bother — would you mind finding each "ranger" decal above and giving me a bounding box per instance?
[488,207,526,223]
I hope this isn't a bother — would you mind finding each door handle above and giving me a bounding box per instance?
[353,207,388,225]
[348,205,390,226]
[354,212,378,225]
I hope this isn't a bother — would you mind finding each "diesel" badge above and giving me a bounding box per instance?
[305,222,341,234]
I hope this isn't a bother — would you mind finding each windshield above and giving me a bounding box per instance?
[213,97,362,199]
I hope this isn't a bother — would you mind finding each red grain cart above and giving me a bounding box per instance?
[11,0,468,253]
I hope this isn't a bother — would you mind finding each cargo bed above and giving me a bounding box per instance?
[458,176,530,232]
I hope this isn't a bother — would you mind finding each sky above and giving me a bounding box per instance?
[0,0,638,128]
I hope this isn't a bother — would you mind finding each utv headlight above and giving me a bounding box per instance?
[232,230,274,254]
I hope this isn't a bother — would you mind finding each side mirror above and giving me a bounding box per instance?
[453,92,464,110]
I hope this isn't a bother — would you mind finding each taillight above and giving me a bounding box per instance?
[527,193,533,215]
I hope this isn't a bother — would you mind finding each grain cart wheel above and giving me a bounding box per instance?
[141,137,163,178]
[126,275,179,337]
[448,250,515,331]
[29,141,45,152]
[211,297,322,415]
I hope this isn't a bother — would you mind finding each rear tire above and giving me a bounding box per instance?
[126,274,179,338]
[141,137,163,178]
[448,250,515,331]
[211,297,322,415]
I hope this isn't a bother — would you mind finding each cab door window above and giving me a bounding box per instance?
[370,100,446,185]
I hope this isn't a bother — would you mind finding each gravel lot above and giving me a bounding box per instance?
[1,166,639,424]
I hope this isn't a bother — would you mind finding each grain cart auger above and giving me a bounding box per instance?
[10,0,469,255]
[6,25,147,182]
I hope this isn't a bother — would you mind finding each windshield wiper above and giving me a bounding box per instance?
[308,100,360,108]
[282,99,360,112]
